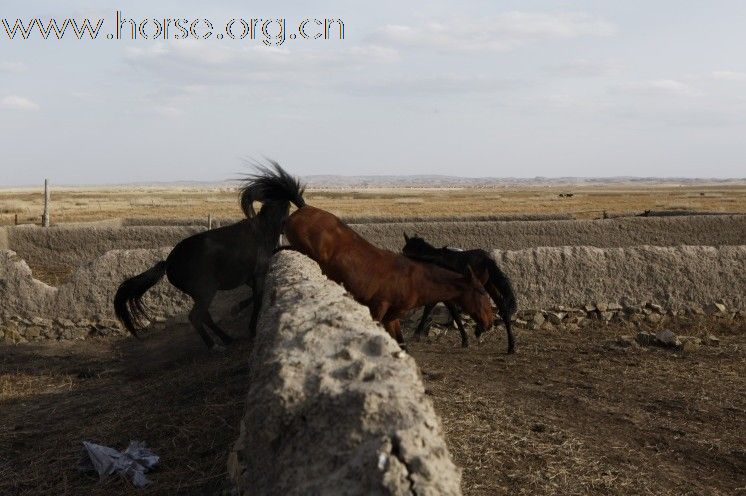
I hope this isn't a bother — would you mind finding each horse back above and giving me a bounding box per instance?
[284,206,420,304]
[166,220,257,290]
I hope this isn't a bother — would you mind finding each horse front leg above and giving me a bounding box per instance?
[247,258,271,341]
[383,319,405,348]
[414,303,436,341]
[444,302,468,348]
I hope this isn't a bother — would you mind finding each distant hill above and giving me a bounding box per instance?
[106,175,746,189]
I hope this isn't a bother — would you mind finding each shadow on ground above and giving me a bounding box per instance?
[0,318,253,496]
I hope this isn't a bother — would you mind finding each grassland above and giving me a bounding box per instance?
[1,184,745,225]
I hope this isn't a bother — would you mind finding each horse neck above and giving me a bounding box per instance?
[409,245,444,264]
[256,200,289,240]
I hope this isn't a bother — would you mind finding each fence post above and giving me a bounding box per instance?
[208,213,213,230]
[42,179,50,227]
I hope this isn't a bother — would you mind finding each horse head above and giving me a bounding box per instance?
[402,233,433,257]
[458,265,493,337]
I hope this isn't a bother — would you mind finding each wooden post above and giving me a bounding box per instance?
[207,214,213,229]
[42,179,50,227]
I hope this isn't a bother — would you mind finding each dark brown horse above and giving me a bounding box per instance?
[241,163,494,344]
[114,167,302,349]
[403,234,517,353]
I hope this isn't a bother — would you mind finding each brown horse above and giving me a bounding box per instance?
[242,163,494,344]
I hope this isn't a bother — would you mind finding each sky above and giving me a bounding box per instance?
[1,0,745,185]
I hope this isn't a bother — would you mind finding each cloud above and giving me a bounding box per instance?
[710,70,746,82]
[611,79,698,97]
[372,12,617,53]
[614,106,746,128]
[123,40,398,85]
[547,59,622,78]
[0,61,28,73]
[1,95,39,111]
[342,74,524,96]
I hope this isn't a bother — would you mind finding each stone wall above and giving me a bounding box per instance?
[227,251,462,495]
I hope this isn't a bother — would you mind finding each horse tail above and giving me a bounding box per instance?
[114,260,168,337]
[485,257,517,316]
[239,160,306,218]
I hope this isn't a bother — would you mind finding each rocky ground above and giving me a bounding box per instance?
[0,315,743,495]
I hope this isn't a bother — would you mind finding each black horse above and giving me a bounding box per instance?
[114,163,304,349]
[402,234,518,353]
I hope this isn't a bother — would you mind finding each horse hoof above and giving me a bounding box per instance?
[461,342,469,348]
[211,344,227,353]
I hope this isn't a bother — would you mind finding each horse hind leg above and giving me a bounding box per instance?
[204,311,234,346]
[188,298,217,349]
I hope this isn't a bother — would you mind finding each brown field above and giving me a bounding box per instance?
[1,318,743,495]
[1,184,745,225]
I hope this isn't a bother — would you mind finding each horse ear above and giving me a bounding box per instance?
[403,232,410,242]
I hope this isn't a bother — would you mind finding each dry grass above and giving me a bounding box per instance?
[1,185,745,225]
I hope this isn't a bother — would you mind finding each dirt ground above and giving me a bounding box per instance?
[410,318,746,496]
[0,324,249,496]
[1,318,743,495]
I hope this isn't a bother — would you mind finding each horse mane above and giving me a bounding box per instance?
[404,236,447,266]
[239,160,306,218]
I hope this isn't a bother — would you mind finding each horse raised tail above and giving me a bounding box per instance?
[239,160,306,218]
[484,256,517,353]
[114,260,167,337]
[485,256,517,316]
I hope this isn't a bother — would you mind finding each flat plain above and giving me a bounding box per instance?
[1,183,745,224]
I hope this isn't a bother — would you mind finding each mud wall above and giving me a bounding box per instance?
[494,245,746,312]
[227,251,462,495]
[351,215,746,251]
[0,248,247,342]
[0,248,186,320]
[2,242,744,344]
[6,225,204,273]
[7,215,745,275]
[121,212,573,227]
